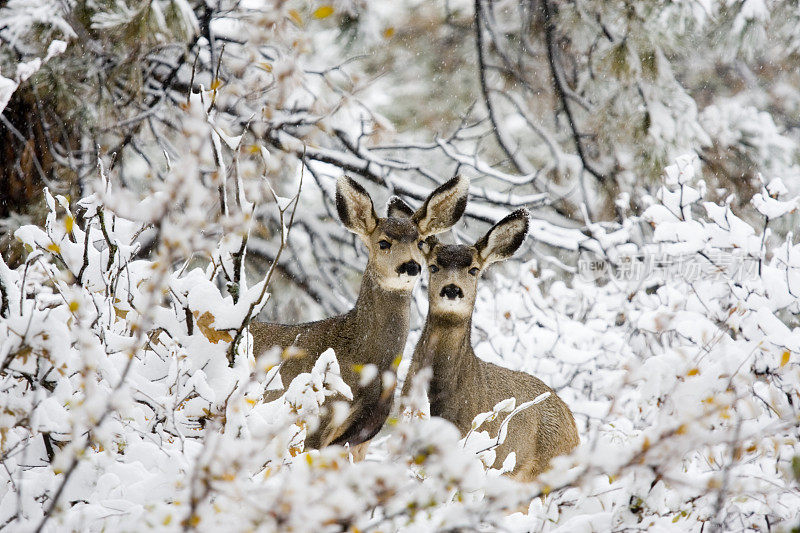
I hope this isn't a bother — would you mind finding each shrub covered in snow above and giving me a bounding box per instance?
[1,154,799,531]
[2,0,800,530]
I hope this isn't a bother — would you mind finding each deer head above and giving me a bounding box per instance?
[422,209,529,319]
[336,175,469,292]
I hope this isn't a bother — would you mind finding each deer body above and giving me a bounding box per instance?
[410,315,579,481]
[405,210,579,481]
[253,175,469,451]
[252,270,411,449]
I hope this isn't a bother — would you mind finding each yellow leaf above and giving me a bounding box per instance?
[687,368,699,376]
[210,78,222,90]
[781,350,790,367]
[312,5,334,19]
[306,453,314,465]
[382,26,395,39]
[288,9,303,26]
[162,515,172,526]
[114,306,128,320]
[193,311,233,344]
[16,345,33,364]
[69,301,79,312]
[65,215,74,234]
[392,353,403,370]
[47,243,61,254]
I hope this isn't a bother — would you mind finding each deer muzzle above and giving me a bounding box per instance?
[440,284,464,299]
[396,260,421,276]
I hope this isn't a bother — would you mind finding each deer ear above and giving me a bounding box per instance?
[475,209,529,266]
[419,235,439,258]
[412,175,469,236]
[336,176,378,235]
[387,196,415,219]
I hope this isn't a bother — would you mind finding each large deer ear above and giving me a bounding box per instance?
[387,196,415,219]
[412,175,469,236]
[475,209,529,266]
[336,176,378,235]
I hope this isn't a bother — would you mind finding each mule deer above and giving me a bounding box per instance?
[404,209,579,480]
[252,175,469,454]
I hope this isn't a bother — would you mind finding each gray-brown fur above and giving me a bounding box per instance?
[253,175,469,451]
[253,270,409,449]
[436,245,473,269]
[404,209,579,480]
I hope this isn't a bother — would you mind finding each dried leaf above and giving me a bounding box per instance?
[288,9,303,26]
[194,311,233,344]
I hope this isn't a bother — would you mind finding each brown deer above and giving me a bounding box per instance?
[252,175,469,455]
[403,209,579,481]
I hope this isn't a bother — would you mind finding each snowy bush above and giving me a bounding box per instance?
[0,157,522,531]
[2,0,800,530]
[2,154,799,531]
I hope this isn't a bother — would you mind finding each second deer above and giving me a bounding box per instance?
[253,175,469,455]
[404,209,579,481]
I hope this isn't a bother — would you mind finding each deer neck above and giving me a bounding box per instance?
[348,267,413,368]
[415,313,474,398]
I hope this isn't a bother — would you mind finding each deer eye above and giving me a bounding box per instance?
[378,240,391,250]
[417,240,425,250]
[468,267,479,276]
[429,264,440,273]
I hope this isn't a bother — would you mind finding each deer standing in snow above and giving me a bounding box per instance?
[252,175,469,455]
[403,209,579,480]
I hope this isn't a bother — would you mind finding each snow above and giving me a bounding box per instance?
[1,0,800,527]
[0,71,18,114]
[7,157,799,530]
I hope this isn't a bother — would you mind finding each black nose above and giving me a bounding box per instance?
[440,284,464,300]
[397,260,421,276]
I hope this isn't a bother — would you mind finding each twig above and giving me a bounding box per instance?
[541,0,610,186]
[225,148,305,365]
[474,0,525,175]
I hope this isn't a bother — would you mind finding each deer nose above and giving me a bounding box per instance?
[397,260,421,276]
[440,284,464,300]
